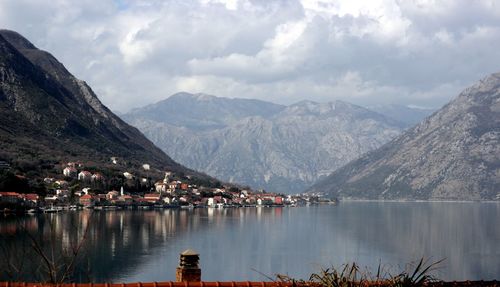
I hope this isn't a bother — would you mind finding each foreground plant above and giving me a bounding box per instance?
[277,258,443,287]
[390,258,444,287]
[309,263,366,287]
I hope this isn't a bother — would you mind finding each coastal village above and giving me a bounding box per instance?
[0,159,334,213]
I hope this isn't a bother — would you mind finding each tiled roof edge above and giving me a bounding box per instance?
[1,282,499,287]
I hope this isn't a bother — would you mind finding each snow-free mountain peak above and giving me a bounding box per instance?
[308,72,500,200]
[124,95,403,193]
[0,29,216,183]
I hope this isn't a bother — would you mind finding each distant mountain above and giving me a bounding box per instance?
[368,104,435,127]
[125,92,285,131]
[0,30,212,181]
[124,94,403,193]
[307,73,500,200]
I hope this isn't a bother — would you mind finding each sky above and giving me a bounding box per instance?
[1,0,500,112]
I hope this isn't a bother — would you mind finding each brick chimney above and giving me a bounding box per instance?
[176,249,201,282]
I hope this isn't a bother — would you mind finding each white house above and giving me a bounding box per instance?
[106,190,119,200]
[78,171,92,181]
[207,197,215,207]
[155,181,167,193]
[91,173,104,182]
[63,167,77,177]
[163,196,173,204]
[168,181,178,190]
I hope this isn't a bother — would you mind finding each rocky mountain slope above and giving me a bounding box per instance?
[124,94,403,193]
[0,30,212,181]
[307,73,500,200]
[126,92,285,131]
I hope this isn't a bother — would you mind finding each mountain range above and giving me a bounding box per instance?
[123,93,417,193]
[369,104,435,127]
[307,73,500,200]
[0,29,214,183]
[4,29,495,200]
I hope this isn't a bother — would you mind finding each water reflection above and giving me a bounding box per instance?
[0,203,499,282]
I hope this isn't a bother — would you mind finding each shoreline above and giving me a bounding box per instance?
[337,198,500,203]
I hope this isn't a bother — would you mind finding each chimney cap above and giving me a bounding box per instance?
[181,249,199,256]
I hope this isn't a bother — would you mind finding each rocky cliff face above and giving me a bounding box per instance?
[308,73,500,200]
[0,30,207,179]
[124,94,402,193]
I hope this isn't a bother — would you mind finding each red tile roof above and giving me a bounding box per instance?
[1,282,499,287]
[0,192,20,197]
[22,194,39,200]
[0,283,309,287]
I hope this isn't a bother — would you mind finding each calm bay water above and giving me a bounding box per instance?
[1,202,499,282]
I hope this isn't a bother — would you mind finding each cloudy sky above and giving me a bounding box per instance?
[1,0,500,112]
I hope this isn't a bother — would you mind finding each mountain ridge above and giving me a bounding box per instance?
[307,72,500,200]
[0,29,215,183]
[124,92,404,193]
[125,92,285,131]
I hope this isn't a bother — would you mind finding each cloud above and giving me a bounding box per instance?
[1,0,500,112]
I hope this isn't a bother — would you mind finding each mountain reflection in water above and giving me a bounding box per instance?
[0,202,499,282]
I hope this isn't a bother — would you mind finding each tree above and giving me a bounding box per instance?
[0,170,30,192]
[0,211,94,283]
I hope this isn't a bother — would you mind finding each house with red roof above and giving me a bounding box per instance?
[117,194,133,205]
[155,181,167,193]
[106,190,119,200]
[0,192,21,204]
[22,193,39,203]
[21,193,40,208]
[144,193,161,203]
[79,194,94,207]
[78,171,92,181]
[275,196,283,205]
[91,173,104,182]
[169,181,179,190]
[63,166,77,177]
